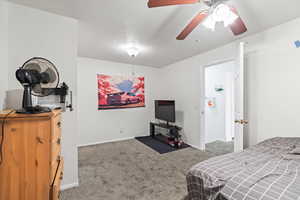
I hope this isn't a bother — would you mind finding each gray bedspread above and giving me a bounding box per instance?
[187,137,300,200]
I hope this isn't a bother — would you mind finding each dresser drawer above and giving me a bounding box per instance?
[50,158,64,200]
[51,114,61,143]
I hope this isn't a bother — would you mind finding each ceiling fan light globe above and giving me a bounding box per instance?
[223,10,238,27]
[202,15,216,31]
[213,4,229,21]
[213,4,238,27]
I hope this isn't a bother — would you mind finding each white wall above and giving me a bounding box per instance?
[245,20,300,145]
[7,3,79,188]
[0,0,8,110]
[161,17,300,149]
[205,61,235,144]
[77,57,161,146]
[3,1,300,189]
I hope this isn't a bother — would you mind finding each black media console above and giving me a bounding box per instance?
[150,122,183,148]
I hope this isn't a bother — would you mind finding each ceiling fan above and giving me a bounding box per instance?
[147,0,247,40]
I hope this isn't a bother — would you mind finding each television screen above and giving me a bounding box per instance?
[155,100,175,123]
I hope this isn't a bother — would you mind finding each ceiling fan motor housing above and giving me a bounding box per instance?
[204,0,229,7]
[203,0,213,7]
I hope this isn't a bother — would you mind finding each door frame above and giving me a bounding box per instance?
[199,58,236,150]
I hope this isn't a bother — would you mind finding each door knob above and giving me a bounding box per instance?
[242,120,249,125]
[235,120,248,125]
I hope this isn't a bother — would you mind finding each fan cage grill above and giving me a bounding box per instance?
[21,57,60,97]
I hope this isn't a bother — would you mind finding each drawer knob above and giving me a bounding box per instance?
[57,155,61,162]
[57,121,61,128]
[57,138,61,145]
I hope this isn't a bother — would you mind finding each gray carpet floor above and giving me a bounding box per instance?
[205,140,234,156]
[62,139,217,200]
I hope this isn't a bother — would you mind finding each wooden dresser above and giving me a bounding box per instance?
[0,110,64,200]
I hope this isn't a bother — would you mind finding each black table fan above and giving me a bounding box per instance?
[15,57,60,114]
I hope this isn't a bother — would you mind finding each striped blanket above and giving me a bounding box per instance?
[187,137,300,200]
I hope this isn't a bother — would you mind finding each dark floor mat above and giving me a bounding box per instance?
[135,136,190,154]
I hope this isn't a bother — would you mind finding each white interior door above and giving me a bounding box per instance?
[234,42,247,152]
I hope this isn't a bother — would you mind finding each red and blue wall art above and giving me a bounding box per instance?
[98,74,145,110]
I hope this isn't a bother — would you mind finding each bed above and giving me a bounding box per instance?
[187,137,300,200]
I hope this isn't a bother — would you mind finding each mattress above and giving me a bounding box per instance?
[187,137,300,200]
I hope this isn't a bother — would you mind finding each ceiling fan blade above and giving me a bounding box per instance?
[176,11,208,40]
[229,7,247,36]
[148,0,199,8]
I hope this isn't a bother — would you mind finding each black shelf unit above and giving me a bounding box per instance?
[150,122,183,148]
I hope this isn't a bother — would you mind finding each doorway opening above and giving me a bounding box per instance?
[204,60,236,156]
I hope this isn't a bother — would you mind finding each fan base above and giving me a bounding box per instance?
[16,106,52,114]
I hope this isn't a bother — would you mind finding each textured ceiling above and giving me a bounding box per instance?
[8,0,300,67]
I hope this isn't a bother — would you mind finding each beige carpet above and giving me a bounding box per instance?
[205,140,234,156]
[62,139,214,200]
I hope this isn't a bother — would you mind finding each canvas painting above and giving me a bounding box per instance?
[98,74,145,109]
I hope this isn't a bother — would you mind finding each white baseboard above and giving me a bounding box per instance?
[78,136,135,148]
[187,143,205,151]
[61,182,79,191]
[78,136,205,151]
